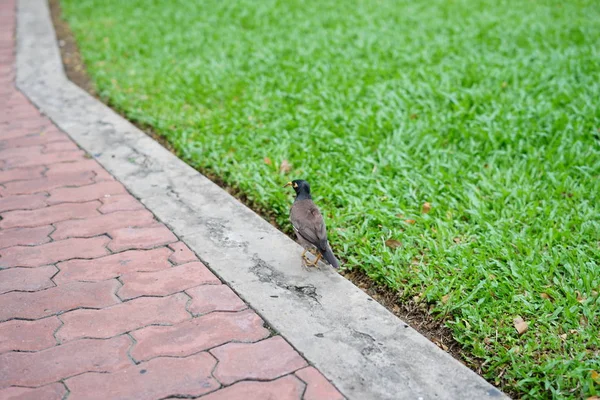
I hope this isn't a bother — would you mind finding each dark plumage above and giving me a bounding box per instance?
[284,179,340,269]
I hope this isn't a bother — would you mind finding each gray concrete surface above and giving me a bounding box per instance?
[16,0,508,398]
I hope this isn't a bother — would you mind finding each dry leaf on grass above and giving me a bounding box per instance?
[540,292,553,300]
[404,219,416,225]
[385,239,402,249]
[591,371,600,384]
[280,159,292,173]
[441,294,451,304]
[576,291,586,303]
[513,316,528,335]
[586,397,600,400]
[263,157,272,165]
[422,202,431,214]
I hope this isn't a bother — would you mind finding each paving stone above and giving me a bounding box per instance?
[0,317,61,353]
[43,140,80,152]
[0,225,53,249]
[0,280,120,321]
[0,165,44,184]
[199,375,305,400]
[3,150,86,168]
[99,194,144,213]
[52,209,155,240]
[0,201,100,229]
[54,247,172,283]
[108,224,178,252]
[130,310,269,362]
[0,236,110,267]
[65,352,219,400]
[46,159,111,180]
[46,160,114,182]
[0,193,47,212]
[168,241,197,264]
[0,265,56,294]
[295,367,345,400]
[0,145,43,160]
[47,181,127,204]
[2,170,94,195]
[118,261,220,300]
[0,383,66,400]
[57,294,190,342]
[0,336,131,387]
[211,336,307,385]
[0,130,68,149]
[186,284,246,315]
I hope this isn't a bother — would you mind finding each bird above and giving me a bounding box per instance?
[284,179,340,269]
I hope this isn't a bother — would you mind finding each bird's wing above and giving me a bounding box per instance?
[290,200,328,251]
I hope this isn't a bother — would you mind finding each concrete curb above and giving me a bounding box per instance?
[16,1,507,398]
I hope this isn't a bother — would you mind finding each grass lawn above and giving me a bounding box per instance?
[61,0,600,397]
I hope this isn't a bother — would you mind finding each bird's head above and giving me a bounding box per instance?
[283,179,311,199]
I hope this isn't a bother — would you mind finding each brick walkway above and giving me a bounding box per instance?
[0,2,343,399]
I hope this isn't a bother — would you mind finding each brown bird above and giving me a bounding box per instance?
[284,179,340,268]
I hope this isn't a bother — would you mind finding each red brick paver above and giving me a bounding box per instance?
[0,0,344,398]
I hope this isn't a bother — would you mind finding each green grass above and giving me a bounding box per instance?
[61,0,600,397]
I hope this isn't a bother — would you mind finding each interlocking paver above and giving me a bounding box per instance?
[0,317,61,353]
[47,180,126,204]
[46,159,114,181]
[0,193,47,213]
[211,336,308,385]
[0,130,69,149]
[186,284,247,315]
[43,140,81,152]
[168,241,198,264]
[0,336,132,387]
[0,236,110,267]
[52,209,155,240]
[0,265,57,294]
[2,170,94,195]
[296,367,345,400]
[130,310,270,362]
[57,294,190,342]
[118,261,220,300]
[3,149,86,169]
[99,194,145,213]
[65,352,219,400]
[0,225,53,249]
[0,280,120,321]
[0,145,44,160]
[108,224,178,252]
[0,201,100,229]
[47,162,114,183]
[54,247,172,283]
[199,375,305,400]
[0,383,67,400]
[0,165,44,184]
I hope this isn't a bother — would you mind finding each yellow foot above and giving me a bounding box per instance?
[304,253,322,268]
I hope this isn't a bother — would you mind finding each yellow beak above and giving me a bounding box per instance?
[283,182,292,188]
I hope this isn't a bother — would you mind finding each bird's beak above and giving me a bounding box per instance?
[283,182,292,188]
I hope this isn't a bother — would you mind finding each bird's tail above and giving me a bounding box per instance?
[322,244,340,269]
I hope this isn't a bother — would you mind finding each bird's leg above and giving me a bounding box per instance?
[304,252,322,268]
[301,248,310,262]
